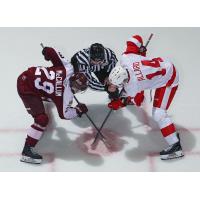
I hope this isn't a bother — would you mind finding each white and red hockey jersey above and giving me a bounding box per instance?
[120,53,179,103]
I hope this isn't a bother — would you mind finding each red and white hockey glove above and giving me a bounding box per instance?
[75,103,88,117]
[108,97,132,110]
[134,91,144,106]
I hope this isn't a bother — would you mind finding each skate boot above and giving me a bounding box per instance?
[20,145,43,164]
[160,133,184,160]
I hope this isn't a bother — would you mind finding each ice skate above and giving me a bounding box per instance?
[160,133,184,160]
[20,145,43,164]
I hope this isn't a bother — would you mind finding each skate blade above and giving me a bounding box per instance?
[161,150,184,160]
[20,156,42,164]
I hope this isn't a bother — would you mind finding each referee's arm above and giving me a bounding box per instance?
[71,54,80,72]
[85,68,105,91]
[105,48,118,73]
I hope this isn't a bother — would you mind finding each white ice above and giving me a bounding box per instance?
[0,28,200,171]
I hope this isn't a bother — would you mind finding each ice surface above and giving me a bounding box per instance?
[0,27,200,171]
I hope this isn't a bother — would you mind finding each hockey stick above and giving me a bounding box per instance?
[40,43,45,49]
[73,95,110,147]
[145,33,153,48]
[91,89,124,147]
[91,33,154,147]
[91,105,113,147]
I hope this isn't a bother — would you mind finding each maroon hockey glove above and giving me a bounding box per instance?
[75,103,88,117]
[42,47,54,61]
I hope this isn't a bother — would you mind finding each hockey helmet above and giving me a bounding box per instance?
[70,72,88,93]
[109,66,129,87]
[89,43,105,62]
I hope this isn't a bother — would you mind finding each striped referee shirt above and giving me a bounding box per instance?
[71,47,118,91]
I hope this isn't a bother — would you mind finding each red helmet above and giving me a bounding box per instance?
[69,72,88,93]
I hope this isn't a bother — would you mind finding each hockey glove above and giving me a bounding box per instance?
[120,96,134,106]
[139,45,147,54]
[134,91,144,106]
[75,103,88,117]
[107,97,131,110]
[42,47,53,61]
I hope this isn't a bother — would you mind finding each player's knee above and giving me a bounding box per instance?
[34,113,49,127]
[152,107,167,122]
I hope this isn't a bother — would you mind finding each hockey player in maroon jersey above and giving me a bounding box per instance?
[107,35,184,160]
[17,47,89,164]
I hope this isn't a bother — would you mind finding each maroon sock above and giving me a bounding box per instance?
[25,135,39,147]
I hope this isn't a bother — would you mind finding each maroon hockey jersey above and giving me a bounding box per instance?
[19,48,78,119]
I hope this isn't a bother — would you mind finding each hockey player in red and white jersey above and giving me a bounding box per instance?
[17,47,89,164]
[107,35,184,160]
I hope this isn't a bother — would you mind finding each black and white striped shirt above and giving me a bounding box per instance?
[71,47,118,91]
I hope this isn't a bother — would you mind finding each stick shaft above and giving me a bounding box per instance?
[145,33,154,48]
[91,89,124,145]
[73,95,106,140]
[91,108,113,145]
[40,43,45,49]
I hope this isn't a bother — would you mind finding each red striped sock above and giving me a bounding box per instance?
[25,135,39,147]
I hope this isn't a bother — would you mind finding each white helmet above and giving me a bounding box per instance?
[109,66,128,86]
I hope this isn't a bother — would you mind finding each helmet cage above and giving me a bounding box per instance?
[109,66,129,87]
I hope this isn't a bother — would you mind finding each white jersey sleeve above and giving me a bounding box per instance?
[61,63,79,120]
[62,80,79,120]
